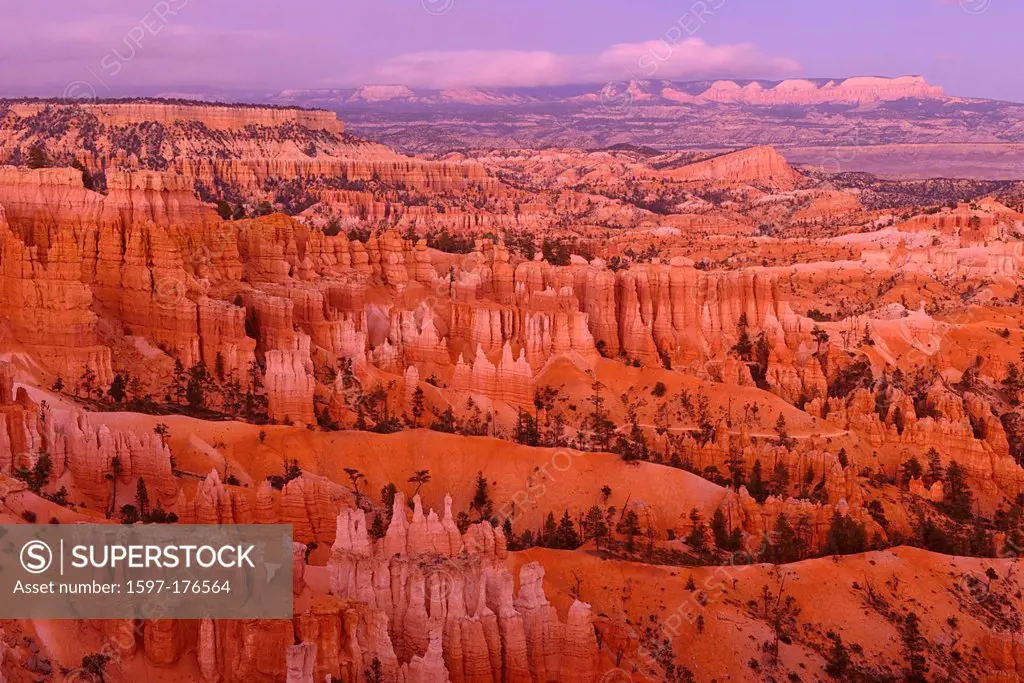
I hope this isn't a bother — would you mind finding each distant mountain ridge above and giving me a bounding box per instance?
[269,75,950,109]
[266,75,1024,160]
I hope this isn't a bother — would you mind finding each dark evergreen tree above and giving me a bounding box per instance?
[824,632,850,678]
[107,371,128,403]
[944,462,974,521]
[824,511,868,555]
[749,460,767,502]
[557,510,581,549]
[136,477,149,517]
[711,508,731,550]
[618,509,642,551]
[687,508,707,553]
[470,471,493,521]
[901,457,923,487]
[170,359,188,404]
[902,612,929,681]
[926,448,944,485]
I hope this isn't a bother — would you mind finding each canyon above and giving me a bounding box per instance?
[0,96,1022,682]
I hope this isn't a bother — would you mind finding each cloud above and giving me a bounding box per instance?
[0,12,798,96]
[0,12,299,93]
[372,39,800,89]
[602,40,801,81]
[374,50,579,89]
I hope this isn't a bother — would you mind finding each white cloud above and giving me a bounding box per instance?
[373,39,801,88]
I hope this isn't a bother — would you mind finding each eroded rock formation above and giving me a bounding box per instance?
[325,492,601,683]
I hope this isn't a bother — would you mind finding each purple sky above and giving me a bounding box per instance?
[1,0,1019,101]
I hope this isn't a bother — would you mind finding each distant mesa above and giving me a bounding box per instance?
[4,99,344,133]
[347,85,418,103]
[663,145,801,189]
[688,75,944,105]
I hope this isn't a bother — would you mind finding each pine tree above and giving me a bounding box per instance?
[364,657,384,683]
[186,361,212,410]
[582,506,609,551]
[128,375,145,406]
[470,471,493,521]
[926,448,944,485]
[411,387,425,426]
[749,460,766,502]
[136,478,149,517]
[153,423,170,446]
[216,200,232,221]
[900,457,923,487]
[1002,362,1023,402]
[944,462,974,521]
[584,381,615,451]
[380,482,398,512]
[811,325,830,355]
[27,144,49,169]
[769,514,802,563]
[774,414,790,447]
[107,371,128,403]
[902,612,929,681]
[557,510,580,549]
[732,312,753,360]
[618,509,642,551]
[106,456,123,519]
[407,469,431,497]
[27,452,52,493]
[765,581,801,662]
[893,406,907,435]
[244,361,268,420]
[771,461,789,497]
[368,513,386,539]
[711,508,731,550]
[861,324,874,346]
[687,508,707,553]
[514,408,540,446]
[726,447,746,488]
[824,632,850,678]
[824,511,867,555]
[430,406,458,433]
[542,512,558,547]
[342,467,362,501]
[79,365,99,399]
[170,359,188,404]
[287,460,304,482]
[752,332,771,387]
[81,653,110,683]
